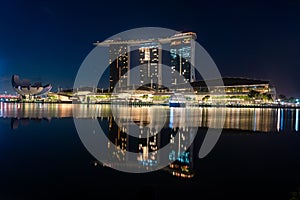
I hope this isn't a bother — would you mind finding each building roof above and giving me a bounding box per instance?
[190,77,270,88]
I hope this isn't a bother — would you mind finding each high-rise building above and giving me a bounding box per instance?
[169,32,197,85]
[94,31,197,91]
[139,43,162,89]
[108,44,130,92]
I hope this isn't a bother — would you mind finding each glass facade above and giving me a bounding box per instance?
[139,43,161,89]
[109,44,130,92]
[103,32,197,92]
[170,33,196,85]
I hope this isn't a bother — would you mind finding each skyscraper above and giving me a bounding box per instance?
[169,32,197,85]
[139,43,162,89]
[108,44,130,92]
[94,31,197,91]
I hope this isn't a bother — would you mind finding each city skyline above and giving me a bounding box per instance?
[0,1,300,98]
[1,1,300,198]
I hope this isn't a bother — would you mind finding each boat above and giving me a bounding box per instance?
[169,93,186,107]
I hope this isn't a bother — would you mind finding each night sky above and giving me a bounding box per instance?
[0,0,300,97]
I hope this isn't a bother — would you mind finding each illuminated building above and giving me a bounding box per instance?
[108,44,130,92]
[191,77,273,94]
[94,31,197,91]
[173,77,277,103]
[11,75,52,99]
[139,43,162,89]
[170,32,197,85]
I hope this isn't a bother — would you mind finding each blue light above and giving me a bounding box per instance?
[280,109,284,131]
[169,107,174,128]
[169,150,176,161]
[296,109,299,132]
[177,152,190,164]
[277,109,280,132]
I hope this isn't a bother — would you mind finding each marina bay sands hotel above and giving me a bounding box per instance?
[94,32,197,91]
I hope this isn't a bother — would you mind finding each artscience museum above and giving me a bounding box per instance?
[11,75,52,98]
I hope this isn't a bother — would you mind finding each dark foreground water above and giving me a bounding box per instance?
[0,102,300,200]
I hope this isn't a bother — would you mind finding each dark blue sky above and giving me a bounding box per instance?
[0,0,300,97]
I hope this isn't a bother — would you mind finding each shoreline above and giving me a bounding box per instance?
[1,100,299,109]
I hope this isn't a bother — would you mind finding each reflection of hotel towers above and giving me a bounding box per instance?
[94,32,197,91]
[108,115,129,162]
[106,107,161,167]
[105,106,196,176]
[167,108,196,178]
[136,107,160,167]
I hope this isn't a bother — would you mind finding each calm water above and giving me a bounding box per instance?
[0,102,300,200]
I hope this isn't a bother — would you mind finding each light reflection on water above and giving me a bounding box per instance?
[0,103,299,132]
[1,102,300,198]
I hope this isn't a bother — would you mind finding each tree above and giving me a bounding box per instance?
[248,90,260,99]
[266,93,273,101]
[278,94,287,101]
[260,93,273,102]
[288,97,296,103]
[202,95,210,102]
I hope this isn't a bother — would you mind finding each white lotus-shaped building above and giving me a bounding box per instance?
[12,75,52,96]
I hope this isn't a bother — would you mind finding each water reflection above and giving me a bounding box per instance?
[10,117,51,130]
[1,103,300,178]
[93,107,196,177]
[1,103,299,133]
[0,102,73,119]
